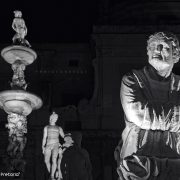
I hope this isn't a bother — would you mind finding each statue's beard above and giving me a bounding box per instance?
[149,58,171,71]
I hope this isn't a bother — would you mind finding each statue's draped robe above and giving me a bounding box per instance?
[118,66,180,180]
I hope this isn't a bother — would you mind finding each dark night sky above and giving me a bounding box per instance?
[1,1,179,43]
[0,0,98,43]
[2,2,178,57]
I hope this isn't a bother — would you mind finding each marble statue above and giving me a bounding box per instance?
[12,10,31,47]
[42,112,65,180]
[116,32,180,179]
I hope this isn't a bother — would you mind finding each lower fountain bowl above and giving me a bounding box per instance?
[0,90,43,116]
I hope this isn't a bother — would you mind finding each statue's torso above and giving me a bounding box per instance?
[46,125,59,145]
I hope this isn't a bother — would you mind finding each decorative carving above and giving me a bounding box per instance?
[11,60,27,90]
[6,113,27,137]
[4,113,27,177]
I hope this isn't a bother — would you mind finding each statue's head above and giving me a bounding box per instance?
[49,111,58,124]
[14,10,22,18]
[147,32,180,71]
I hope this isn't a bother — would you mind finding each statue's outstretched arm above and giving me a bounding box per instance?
[59,127,65,139]
[42,126,47,154]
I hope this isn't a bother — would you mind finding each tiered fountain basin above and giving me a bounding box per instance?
[0,45,42,116]
[1,45,37,65]
[0,90,42,116]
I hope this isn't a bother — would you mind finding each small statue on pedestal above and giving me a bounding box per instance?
[12,10,31,47]
[42,112,65,180]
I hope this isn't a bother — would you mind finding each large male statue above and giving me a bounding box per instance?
[42,112,65,180]
[116,32,180,179]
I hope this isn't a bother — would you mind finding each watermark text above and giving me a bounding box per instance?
[0,172,20,177]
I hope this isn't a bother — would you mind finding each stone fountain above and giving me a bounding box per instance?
[0,10,43,178]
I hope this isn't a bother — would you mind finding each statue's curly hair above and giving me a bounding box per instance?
[50,111,58,120]
[14,10,22,17]
[147,32,180,62]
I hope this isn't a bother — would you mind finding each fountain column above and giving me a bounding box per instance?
[0,10,43,178]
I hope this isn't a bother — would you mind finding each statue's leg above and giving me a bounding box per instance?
[51,145,59,179]
[24,39,31,47]
[12,34,20,44]
[57,150,63,179]
[44,147,51,173]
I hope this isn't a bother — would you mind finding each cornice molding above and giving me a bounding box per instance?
[93,25,180,34]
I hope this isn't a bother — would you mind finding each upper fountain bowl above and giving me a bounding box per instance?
[1,45,37,65]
